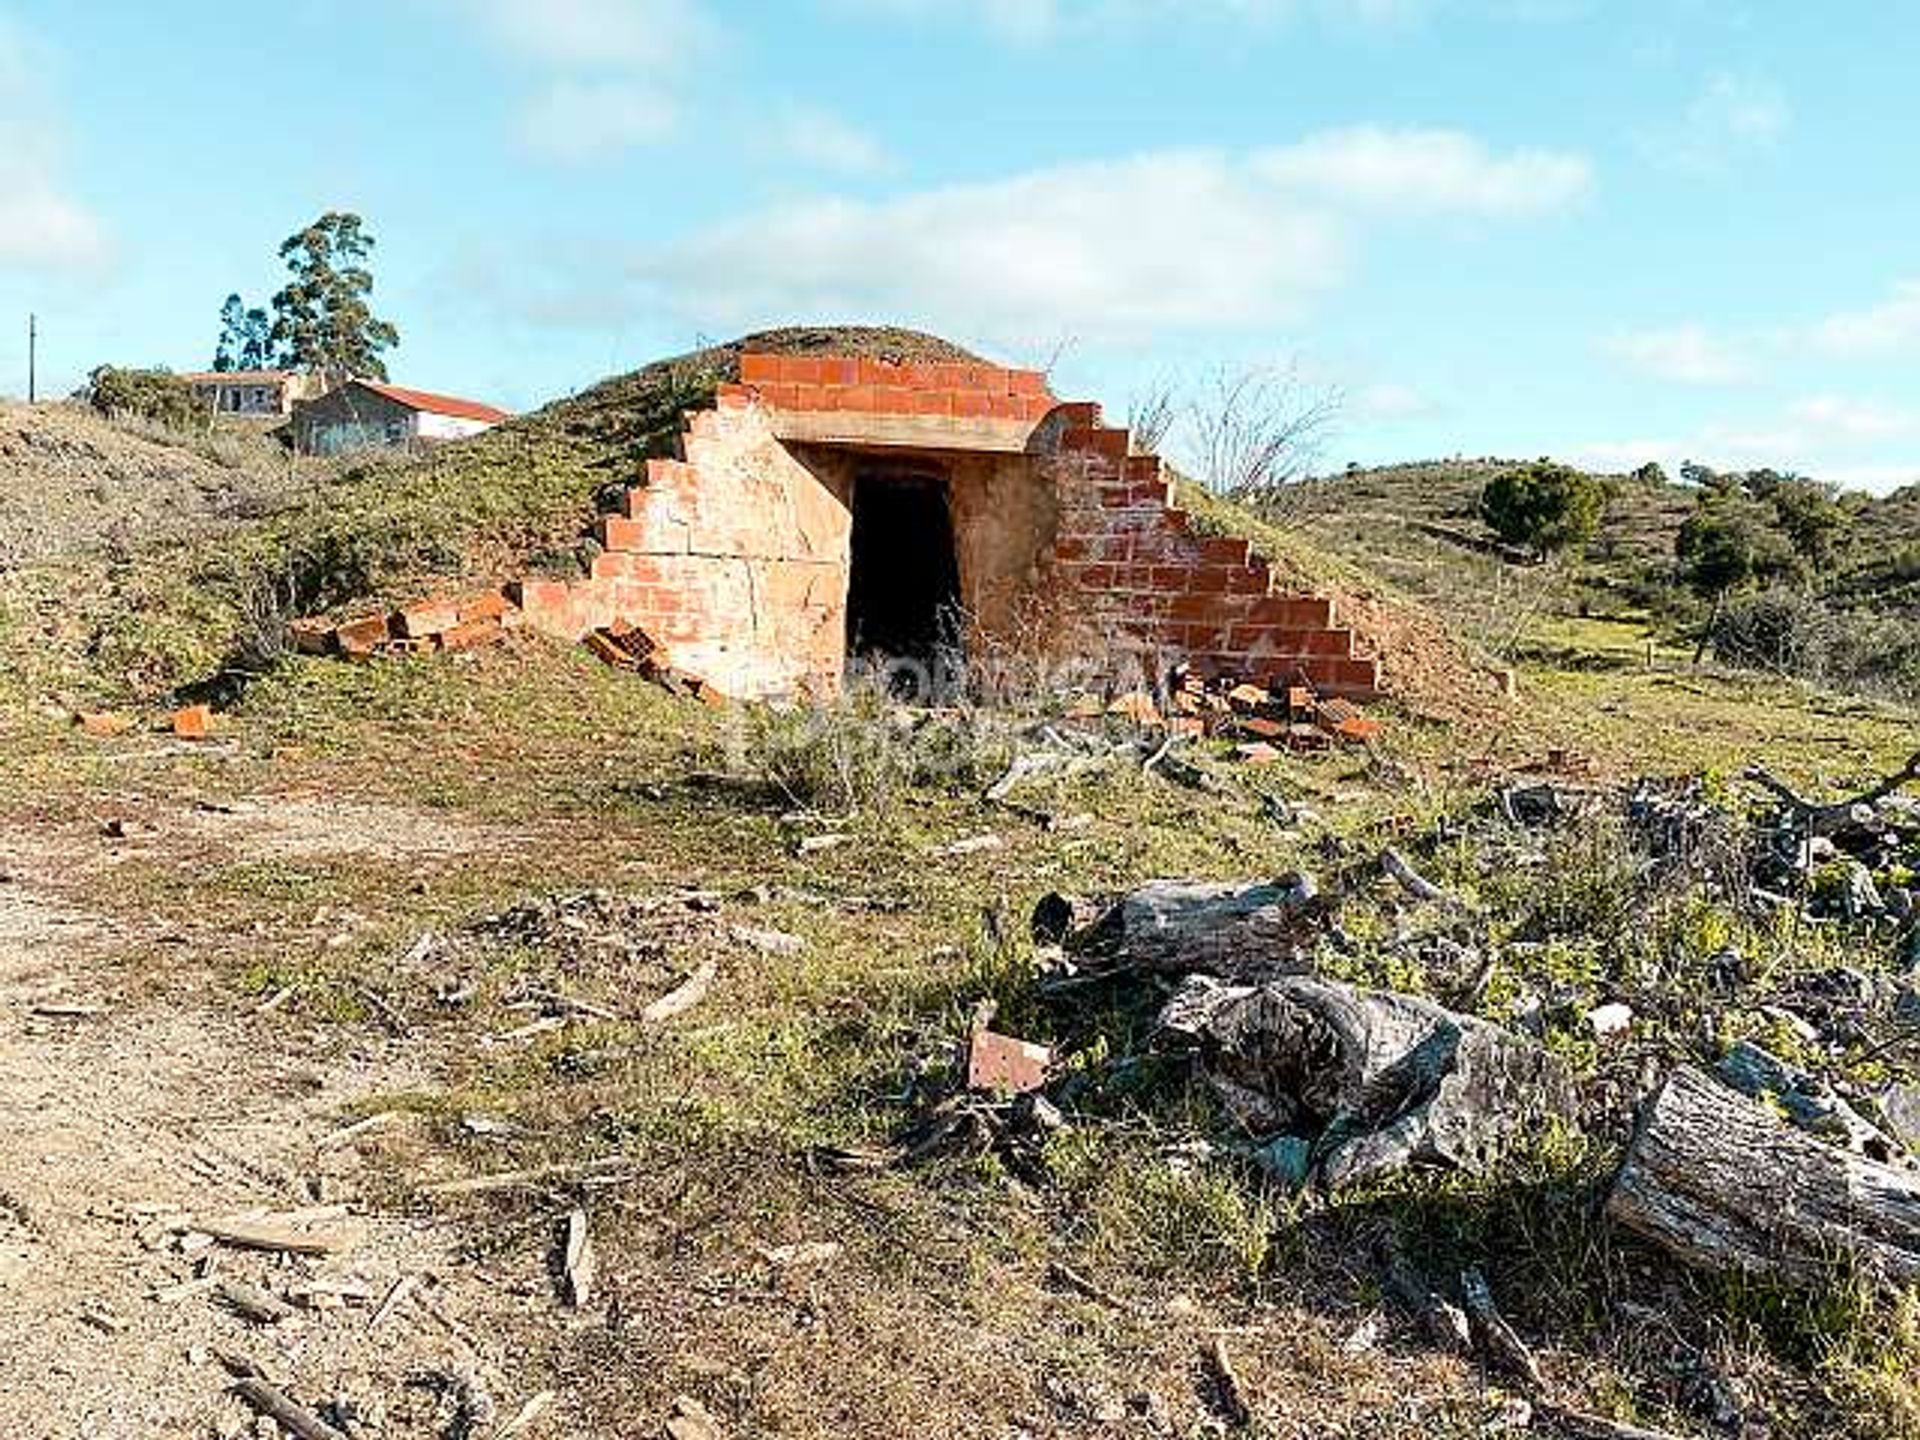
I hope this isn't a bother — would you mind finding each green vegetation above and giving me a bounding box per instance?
[9,336,1920,1433]
[84,365,207,428]
[1479,458,1609,558]
[1286,455,1919,702]
[213,292,275,372]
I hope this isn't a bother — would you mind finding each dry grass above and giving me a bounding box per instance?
[4,627,1917,1436]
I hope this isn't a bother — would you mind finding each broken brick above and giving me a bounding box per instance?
[438,617,505,652]
[585,630,638,669]
[172,704,213,740]
[1285,723,1333,753]
[395,599,460,639]
[968,1029,1054,1095]
[1106,691,1162,726]
[1228,683,1271,713]
[335,614,392,658]
[289,618,335,656]
[455,589,512,623]
[74,711,133,738]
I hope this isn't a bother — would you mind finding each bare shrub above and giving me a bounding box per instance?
[1710,587,1920,702]
[1126,379,1180,456]
[1188,362,1341,514]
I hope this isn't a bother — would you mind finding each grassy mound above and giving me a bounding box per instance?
[0,327,985,706]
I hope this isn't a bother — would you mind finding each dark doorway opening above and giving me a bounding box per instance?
[846,468,962,680]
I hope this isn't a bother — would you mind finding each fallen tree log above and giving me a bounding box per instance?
[1161,974,1573,1189]
[1716,1039,1905,1164]
[1607,1065,1920,1287]
[1065,875,1325,980]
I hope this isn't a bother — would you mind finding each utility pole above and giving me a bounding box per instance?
[27,314,36,404]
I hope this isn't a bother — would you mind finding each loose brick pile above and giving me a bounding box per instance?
[291,588,518,659]
[289,351,1380,705]
[1072,666,1383,761]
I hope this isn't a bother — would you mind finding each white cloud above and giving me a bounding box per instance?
[1351,380,1433,419]
[1643,72,1790,172]
[629,128,1589,345]
[515,80,677,162]
[0,185,105,270]
[1788,394,1916,441]
[635,150,1346,343]
[1254,126,1593,216]
[471,0,715,68]
[466,0,717,161]
[776,107,896,177]
[1571,395,1920,494]
[1603,324,1752,385]
[1812,279,1920,358]
[835,0,1424,44]
[0,19,106,272]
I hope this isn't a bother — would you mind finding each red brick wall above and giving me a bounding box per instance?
[1042,418,1380,698]
[721,355,1055,422]
[301,353,1377,701]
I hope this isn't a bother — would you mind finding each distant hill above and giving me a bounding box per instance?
[1286,459,1920,624]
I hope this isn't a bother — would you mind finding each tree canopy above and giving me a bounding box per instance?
[1673,463,1853,595]
[268,212,400,382]
[212,293,275,372]
[1479,459,1609,559]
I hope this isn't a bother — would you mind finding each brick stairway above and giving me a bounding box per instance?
[1042,404,1379,697]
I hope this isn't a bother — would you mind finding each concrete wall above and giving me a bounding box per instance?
[416,411,496,442]
[293,384,414,456]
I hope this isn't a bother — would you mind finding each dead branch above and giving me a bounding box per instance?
[232,1377,348,1440]
[1205,1334,1252,1428]
[1381,847,1470,911]
[1743,751,1920,835]
[1066,876,1324,980]
[1163,975,1573,1189]
[1540,1407,1689,1440]
[217,1277,296,1325]
[641,962,717,1025]
[1461,1267,1543,1393]
[563,1207,595,1308]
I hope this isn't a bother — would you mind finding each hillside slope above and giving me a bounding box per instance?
[1290,459,1920,622]
[0,402,319,566]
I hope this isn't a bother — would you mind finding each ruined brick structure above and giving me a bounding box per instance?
[312,353,1379,701]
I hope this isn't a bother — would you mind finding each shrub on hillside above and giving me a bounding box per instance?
[1480,460,1609,559]
[1677,494,1804,598]
[86,367,207,430]
[1710,586,1920,700]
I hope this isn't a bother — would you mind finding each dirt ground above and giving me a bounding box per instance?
[0,804,558,1440]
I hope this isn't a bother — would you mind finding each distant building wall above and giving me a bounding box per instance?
[292,384,417,455]
[415,411,494,442]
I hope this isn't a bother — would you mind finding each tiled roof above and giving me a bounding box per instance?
[356,381,511,424]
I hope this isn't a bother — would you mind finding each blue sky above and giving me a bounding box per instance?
[1,1,1916,492]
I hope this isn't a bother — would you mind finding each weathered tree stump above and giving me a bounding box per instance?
[1065,875,1325,980]
[1161,974,1573,1189]
[1607,1065,1920,1287]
